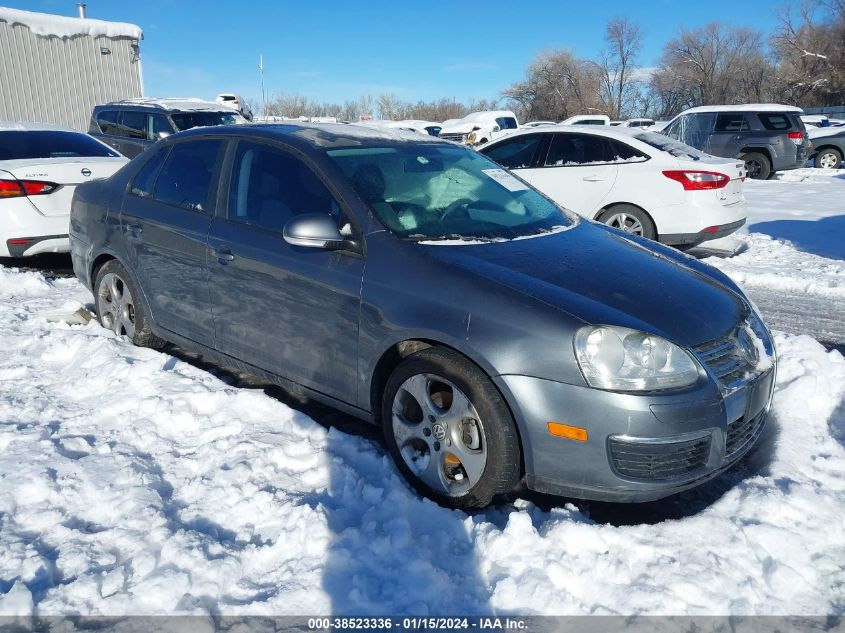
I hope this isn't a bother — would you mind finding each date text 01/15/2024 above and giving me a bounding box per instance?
[307,617,527,630]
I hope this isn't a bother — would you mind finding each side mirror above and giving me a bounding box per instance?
[283,214,345,249]
[156,131,171,140]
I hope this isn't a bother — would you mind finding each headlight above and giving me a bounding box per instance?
[574,325,701,392]
[467,132,477,143]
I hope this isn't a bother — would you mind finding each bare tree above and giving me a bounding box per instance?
[595,17,644,119]
[771,0,845,105]
[503,49,603,121]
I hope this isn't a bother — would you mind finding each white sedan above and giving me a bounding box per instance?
[478,125,747,247]
[0,123,128,257]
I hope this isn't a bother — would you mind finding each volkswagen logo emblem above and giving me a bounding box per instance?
[737,327,759,366]
[432,423,447,441]
[81,168,92,177]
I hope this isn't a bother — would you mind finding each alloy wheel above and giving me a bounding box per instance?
[97,272,136,338]
[605,212,644,236]
[391,373,487,496]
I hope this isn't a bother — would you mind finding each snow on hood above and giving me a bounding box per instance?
[0,6,143,40]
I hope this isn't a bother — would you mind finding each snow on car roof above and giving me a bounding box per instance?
[291,122,443,146]
[681,104,803,114]
[0,7,142,40]
[115,98,236,112]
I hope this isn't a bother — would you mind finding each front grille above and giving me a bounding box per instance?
[726,411,766,456]
[609,434,711,481]
[440,133,467,143]
[692,329,755,390]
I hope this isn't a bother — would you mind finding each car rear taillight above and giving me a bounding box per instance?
[662,170,730,190]
[788,131,804,145]
[0,179,58,198]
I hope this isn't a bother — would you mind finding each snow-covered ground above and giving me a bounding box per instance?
[0,169,844,618]
[696,168,845,344]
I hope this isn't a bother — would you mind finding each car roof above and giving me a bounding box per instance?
[479,123,653,146]
[0,120,76,132]
[680,104,803,115]
[171,121,450,151]
[97,98,237,113]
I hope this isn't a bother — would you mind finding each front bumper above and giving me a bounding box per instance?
[496,367,775,503]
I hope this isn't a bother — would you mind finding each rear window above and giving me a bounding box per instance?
[171,111,241,131]
[0,130,121,160]
[630,131,709,161]
[715,114,751,132]
[757,113,794,131]
[495,117,519,130]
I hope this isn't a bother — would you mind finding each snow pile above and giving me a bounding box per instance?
[0,7,142,40]
[0,268,843,616]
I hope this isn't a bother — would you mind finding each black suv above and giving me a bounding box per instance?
[89,99,244,158]
[660,105,809,179]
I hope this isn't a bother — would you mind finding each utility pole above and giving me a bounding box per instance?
[259,53,266,116]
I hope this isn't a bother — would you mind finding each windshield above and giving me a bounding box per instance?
[0,130,120,160]
[327,144,573,240]
[630,131,707,161]
[170,111,242,131]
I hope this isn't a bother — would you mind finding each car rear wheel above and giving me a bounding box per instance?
[598,204,657,241]
[94,260,165,349]
[816,148,842,170]
[381,347,521,509]
[741,152,772,180]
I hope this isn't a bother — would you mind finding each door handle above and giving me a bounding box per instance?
[125,222,143,236]
[214,246,235,263]
[582,175,605,182]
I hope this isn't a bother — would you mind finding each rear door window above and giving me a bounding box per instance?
[758,113,793,131]
[715,113,751,132]
[152,140,223,212]
[119,111,148,139]
[482,134,544,169]
[130,146,170,198]
[607,139,649,162]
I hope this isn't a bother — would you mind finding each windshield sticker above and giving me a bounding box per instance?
[482,168,529,192]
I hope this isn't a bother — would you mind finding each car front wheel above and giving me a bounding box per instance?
[94,260,165,348]
[381,347,521,509]
[816,148,843,169]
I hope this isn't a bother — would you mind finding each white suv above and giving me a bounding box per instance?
[479,125,747,248]
[439,110,519,145]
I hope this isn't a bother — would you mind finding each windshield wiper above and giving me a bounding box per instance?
[408,233,497,242]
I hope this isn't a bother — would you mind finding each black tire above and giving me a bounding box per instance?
[815,148,843,170]
[598,204,657,241]
[381,346,521,509]
[94,260,165,349]
[741,152,771,180]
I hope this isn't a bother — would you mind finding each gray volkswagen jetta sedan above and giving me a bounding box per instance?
[69,123,776,509]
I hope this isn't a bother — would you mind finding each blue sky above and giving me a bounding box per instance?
[19,0,783,106]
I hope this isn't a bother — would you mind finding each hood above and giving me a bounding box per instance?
[421,223,746,347]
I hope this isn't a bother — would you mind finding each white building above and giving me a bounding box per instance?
[0,5,144,131]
